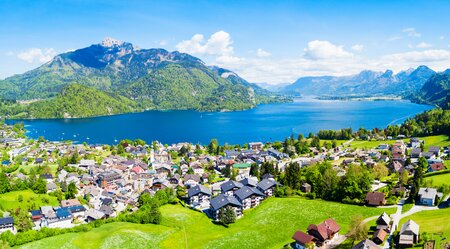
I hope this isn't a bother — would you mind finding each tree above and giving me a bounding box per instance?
[14,208,33,232]
[0,173,11,194]
[250,163,259,178]
[219,206,236,225]
[32,178,47,194]
[66,182,77,199]
[284,162,301,190]
[399,170,409,186]
[372,164,389,180]
[310,136,321,149]
[347,215,368,245]
[208,139,219,155]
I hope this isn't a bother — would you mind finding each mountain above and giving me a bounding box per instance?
[0,38,286,118]
[209,66,290,104]
[413,73,450,107]
[281,66,436,97]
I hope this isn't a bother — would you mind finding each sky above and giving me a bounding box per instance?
[1,0,450,84]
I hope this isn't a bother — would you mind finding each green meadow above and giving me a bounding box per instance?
[17,197,395,249]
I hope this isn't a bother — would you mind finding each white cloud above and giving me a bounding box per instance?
[387,36,401,42]
[402,27,421,37]
[256,48,271,57]
[416,42,432,49]
[158,40,168,46]
[303,40,353,60]
[351,44,364,52]
[382,49,450,62]
[176,31,234,56]
[440,36,445,40]
[17,48,56,63]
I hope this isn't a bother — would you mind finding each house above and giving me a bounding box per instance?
[292,230,315,249]
[209,194,243,221]
[410,148,421,158]
[220,180,243,196]
[307,218,341,245]
[268,148,288,159]
[418,187,442,206]
[187,184,211,209]
[372,229,388,245]
[300,183,311,193]
[376,212,391,232]
[365,192,386,206]
[239,177,258,187]
[256,179,277,197]
[85,209,106,222]
[184,174,201,187]
[46,182,57,193]
[352,239,381,249]
[97,171,121,188]
[192,164,204,175]
[428,146,440,156]
[399,220,420,247]
[234,186,265,210]
[428,162,445,173]
[0,217,14,233]
[61,199,81,208]
[249,142,263,151]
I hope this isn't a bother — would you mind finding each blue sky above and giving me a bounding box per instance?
[1,0,450,83]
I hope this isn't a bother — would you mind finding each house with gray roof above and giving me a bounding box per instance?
[220,180,243,196]
[209,194,242,221]
[399,220,419,246]
[352,239,381,249]
[257,179,278,197]
[187,185,211,209]
[234,186,265,210]
[418,187,442,206]
[239,177,258,187]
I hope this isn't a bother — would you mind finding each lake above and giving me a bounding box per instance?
[6,98,433,145]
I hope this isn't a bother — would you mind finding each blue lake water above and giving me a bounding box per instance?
[6,98,433,145]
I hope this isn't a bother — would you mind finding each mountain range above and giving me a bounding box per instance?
[279,65,436,97]
[0,38,288,119]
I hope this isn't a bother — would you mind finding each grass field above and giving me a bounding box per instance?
[17,197,395,249]
[0,190,59,212]
[424,173,450,187]
[399,209,450,249]
[348,135,450,150]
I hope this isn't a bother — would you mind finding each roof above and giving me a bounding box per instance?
[210,194,242,211]
[307,223,328,241]
[257,179,277,191]
[324,218,341,234]
[0,217,13,225]
[418,187,438,200]
[239,178,258,187]
[352,239,381,249]
[30,210,42,216]
[373,229,388,242]
[365,192,385,206]
[234,186,265,201]
[187,184,211,197]
[400,220,419,236]
[220,180,244,192]
[61,199,81,208]
[55,208,72,218]
[292,231,315,245]
[430,163,444,171]
[233,163,251,169]
[376,212,391,226]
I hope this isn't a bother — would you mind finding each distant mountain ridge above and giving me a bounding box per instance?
[0,38,287,118]
[281,65,436,97]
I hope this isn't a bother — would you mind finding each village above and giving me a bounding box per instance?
[0,123,448,249]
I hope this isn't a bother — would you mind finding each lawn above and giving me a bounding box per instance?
[399,209,450,249]
[420,135,450,150]
[348,135,450,150]
[349,140,395,149]
[18,197,396,249]
[423,173,450,187]
[0,190,59,212]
